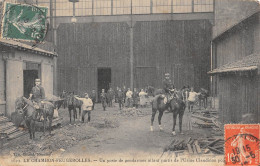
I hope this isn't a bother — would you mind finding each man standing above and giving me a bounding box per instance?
[132,88,139,108]
[122,85,127,107]
[125,88,133,107]
[187,87,200,112]
[29,78,45,120]
[100,89,107,111]
[117,88,124,110]
[75,93,93,123]
[89,89,96,110]
[107,88,114,107]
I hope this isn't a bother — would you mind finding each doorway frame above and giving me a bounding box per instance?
[97,67,112,102]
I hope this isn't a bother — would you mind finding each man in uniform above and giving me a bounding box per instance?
[117,88,124,110]
[162,73,175,102]
[29,78,45,120]
[89,89,97,110]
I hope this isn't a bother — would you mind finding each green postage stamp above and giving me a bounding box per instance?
[1,2,48,42]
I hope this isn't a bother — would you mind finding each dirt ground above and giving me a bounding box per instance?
[0,103,221,158]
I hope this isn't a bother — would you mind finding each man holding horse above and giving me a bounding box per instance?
[29,78,45,121]
[75,93,93,123]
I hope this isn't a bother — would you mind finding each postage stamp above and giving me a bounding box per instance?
[225,124,260,166]
[1,2,48,43]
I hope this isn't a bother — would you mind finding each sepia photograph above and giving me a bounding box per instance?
[0,0,259,165]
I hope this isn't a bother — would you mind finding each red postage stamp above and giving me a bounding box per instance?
[225,124,260,166]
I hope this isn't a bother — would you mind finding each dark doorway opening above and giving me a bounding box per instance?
[97,68,111,102]
[23,70,39,98]
[23,62,40,98]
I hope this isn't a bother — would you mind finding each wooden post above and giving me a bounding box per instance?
[130,25,134,90]
[150,0,153,14]
[111,0,113,15]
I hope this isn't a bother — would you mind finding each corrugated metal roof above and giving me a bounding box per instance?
[208,53,260,74]
[0,38,57,57]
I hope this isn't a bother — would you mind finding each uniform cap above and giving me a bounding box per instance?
[35,79,41,82]
[165,73,170,76]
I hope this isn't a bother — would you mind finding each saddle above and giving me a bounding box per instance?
[165,89,176,103]
[32,101,45,121]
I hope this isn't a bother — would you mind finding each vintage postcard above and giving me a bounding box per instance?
[0,0,259,165]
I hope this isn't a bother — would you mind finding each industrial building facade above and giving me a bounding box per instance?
[56,19,212,97]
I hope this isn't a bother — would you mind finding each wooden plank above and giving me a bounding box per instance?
[8,131,27,140]
[191,114,213,122]
[187,144,193,154]
[0,124,15,132]
[4,127,18,135]
[192,144,198,154]
[208,139,223,147]
[195,144,202,154]
[208,146,224,154]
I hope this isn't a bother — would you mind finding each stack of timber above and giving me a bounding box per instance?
[191,109,221,130]
[162,137,224,157]
[162,137,203,157]
[0,115,62,148]
[0,116,27,148]
[200,137,225,154]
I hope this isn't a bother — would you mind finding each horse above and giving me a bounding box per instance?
[150,89,186,135]
[146,86,164,97]
[67,93,83,123]
[15,97,55,139]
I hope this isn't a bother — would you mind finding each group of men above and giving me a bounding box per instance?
[30,73,205,122]
[99,87,149,111]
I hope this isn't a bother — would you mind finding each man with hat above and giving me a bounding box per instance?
[29,78,45,120]
[162,73,175,102]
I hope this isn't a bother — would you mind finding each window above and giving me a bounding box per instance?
[194,0,214,12]
[113,0,131,15]
[55,0,73,16]
[94,0,111,15]
[75,0,92,16]
[28,0,214,17]
[173,0,192,13]
[132,0,150,14]
[153,0,171,14]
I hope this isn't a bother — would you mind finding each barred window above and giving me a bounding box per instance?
[173,0,192,13]
[132,0,150,14]
[28,0,214,17]
[75,0,92,16]
[153,0,171,14]
[94,0,111,15]
[194,0,214,12]
[113,0,131,15]
[55,0,73,16]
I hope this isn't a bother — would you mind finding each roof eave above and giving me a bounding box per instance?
[208,66,258,75]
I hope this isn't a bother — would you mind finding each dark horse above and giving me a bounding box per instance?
[67,93,83,123]
[151,90,186,135]
[15,97,55,139]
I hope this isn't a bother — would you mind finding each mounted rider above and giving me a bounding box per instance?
[29,78,45,120]
[163,73,175,102]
